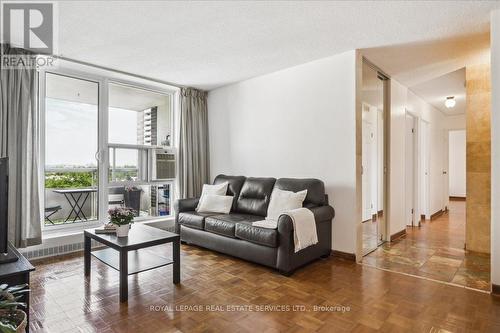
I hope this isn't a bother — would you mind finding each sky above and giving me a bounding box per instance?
[45,98,138,167]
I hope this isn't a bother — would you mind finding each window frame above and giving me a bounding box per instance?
[39,64,179,233]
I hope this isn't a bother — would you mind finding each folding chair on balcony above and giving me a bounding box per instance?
[44,205,62,225]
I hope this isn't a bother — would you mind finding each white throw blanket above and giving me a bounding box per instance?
[252,208,318,253]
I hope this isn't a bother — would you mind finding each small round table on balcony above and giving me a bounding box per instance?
[52,188,97,222]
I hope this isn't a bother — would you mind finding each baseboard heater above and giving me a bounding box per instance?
[20,239,102,260]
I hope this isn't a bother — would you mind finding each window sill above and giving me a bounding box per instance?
[42,216,175,240]
[43,221,102,239]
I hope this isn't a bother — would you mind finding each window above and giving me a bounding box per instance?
[40,69,177,229]
[108,147,146,182]
[107,83,175,220]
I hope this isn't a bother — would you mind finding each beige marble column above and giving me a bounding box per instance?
[466,63,491,253]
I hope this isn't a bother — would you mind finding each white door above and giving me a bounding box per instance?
[420,121,430,219]
[443,131,449,211]
[405,113,416,226]
[362,119,373,222]
[449,130,466,198]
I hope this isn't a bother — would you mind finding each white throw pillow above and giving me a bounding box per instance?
[196,182,228,210]
[196,195,233,214]
[266,188,308,221]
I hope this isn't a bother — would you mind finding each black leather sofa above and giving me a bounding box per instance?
[174,175,335,275]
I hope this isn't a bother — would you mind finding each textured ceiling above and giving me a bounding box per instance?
[56,1,500,90]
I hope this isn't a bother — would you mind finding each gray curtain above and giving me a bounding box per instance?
[178,88,210,198]
[0,44,42,247]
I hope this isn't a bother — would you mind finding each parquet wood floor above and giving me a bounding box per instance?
[29,240,500,332]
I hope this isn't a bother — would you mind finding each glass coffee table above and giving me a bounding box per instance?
[84,224,180,302]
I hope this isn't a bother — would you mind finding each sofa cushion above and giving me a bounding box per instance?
[235,177,276,216]
[197,195,234,214]
[205,214,262,238]
[213,175,246,210]
[266,188,308,221]
[196,182,229,211]
[178,211,217,230]
[274,178,326,208]
[235,222,278,248]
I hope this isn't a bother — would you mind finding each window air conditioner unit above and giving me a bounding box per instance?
[151,149,175,181]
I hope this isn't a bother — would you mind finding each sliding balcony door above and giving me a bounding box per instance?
[42,72,101,227]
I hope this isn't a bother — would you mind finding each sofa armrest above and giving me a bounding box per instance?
[276,205,334,274]
[174,198,200,233]
[277,205,334,234]
[309,205,335,222]
[175,197,200,213]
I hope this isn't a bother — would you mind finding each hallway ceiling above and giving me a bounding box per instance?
[409,68,466,116]
[361,33,489,89]
[56,1,500,90]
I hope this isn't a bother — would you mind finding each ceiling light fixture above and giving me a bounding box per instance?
[445,96,456,108]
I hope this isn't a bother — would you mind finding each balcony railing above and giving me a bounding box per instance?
[44,167,171,226]
[44,168,98,226]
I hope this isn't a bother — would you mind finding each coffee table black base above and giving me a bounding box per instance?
[84,224,180,302]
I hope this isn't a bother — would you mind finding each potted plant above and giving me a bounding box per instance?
[124,186,142,217]
[0,284,29,333]
[108,207,135,237]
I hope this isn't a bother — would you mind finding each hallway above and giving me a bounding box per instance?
[362,200,490,291]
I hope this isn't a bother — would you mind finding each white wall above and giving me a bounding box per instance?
[449,130,466,197]
[157,100,172,145]
[445,114,466,130]
[208,51,358,254]
[491,9,500,288]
